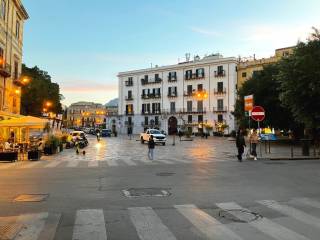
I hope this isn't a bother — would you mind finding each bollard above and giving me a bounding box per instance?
[291,143,294,158]
[268,140,271,153]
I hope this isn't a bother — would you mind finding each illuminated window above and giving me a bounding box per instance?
[242,72,247,78]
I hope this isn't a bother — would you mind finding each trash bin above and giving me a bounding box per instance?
[301,139,311,156]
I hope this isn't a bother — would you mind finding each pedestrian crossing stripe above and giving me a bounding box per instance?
[1,197,320,240]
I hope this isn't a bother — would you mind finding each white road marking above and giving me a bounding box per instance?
[44,160,65,168]
[0,162,21,169]
[292,197,320,209]
[72,209,107,240]
[19,161,45,169]
[37,213,61,240]
[105,158,118,166]
[88,160,99,167]
[15,212,49,240]
[217,202,309,240]
[258,200,320,229]
[66,161,80,167]
[154,159,175,164]
[128,207,177,240]
[120,158,136,166]
[175,204,243,240]
[135,158,157,164]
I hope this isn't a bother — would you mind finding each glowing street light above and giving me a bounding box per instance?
[15,89,21,95]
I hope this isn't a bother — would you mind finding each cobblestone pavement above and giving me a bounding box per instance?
[0,135,239,170]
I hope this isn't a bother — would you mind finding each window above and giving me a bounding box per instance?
[242,72,247,78]
[170,102,175,113]
[1,0,5,20]
[252,70,260,77]
[187,101,192,112]
[168,71,177,81]
[187,85,193,94]
[217,82,223,92]
[144,117,148,125]
[16,16,20,39]
[155,116,159,125]
[152,103,160,113]
[218,114,223,122]
[197,84,203,91]
[142,103,150,113]
[197,101,203,112]
[14,61,18,80]
[126,104,133,114]
[217,99,224,110]
[185,70,192,79]
[196,68,205,78]
[155,73,159,80]
[198,115,203,123]
[0,47,4,64]
[168,86,177,96]
[144,75,148,81]
[217,65,224,74]
[128,90,132,98]
[188,115,192,123]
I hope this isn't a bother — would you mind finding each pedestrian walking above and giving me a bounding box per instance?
[249,129,259,160]
[236,129,246,162]
[148,135,155,160]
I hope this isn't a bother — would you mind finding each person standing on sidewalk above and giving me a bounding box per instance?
[236,129,246,162]
[148,135,155,160]
[249,129,259,160]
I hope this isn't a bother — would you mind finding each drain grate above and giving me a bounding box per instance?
[14,194,49,202]
[123,188,171,198]
[219,209,262,223]
[156,172,175,177]
[0,224,23,240]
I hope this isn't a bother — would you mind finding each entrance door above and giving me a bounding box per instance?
[168,116,178,135]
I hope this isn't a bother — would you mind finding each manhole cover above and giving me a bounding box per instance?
[123,188,171,198]
[219,209,262,223]
[265,162,287,165]
[0,224,23,240]
[156,172,175,177]
[14,194,49,202]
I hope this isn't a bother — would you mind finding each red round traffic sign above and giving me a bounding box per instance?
[251,106,265,122]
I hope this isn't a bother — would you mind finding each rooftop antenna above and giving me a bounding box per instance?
[185,53,190,62]
[150,63,153,68]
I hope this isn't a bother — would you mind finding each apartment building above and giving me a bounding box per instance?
[118,54,238,135]
[237,46,295,87]
[66,102,106,128]
[0,0,28,119]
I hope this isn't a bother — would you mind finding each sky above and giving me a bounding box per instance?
[22,0,320,106]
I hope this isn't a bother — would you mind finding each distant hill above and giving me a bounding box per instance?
[105,98,118,107]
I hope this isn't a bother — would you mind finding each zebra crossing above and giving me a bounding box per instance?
[1,197,320,240]
[0,157,231,170]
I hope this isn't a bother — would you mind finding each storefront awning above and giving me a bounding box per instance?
[0,116,49,128]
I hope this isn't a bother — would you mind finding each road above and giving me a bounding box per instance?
[0,135,320,240]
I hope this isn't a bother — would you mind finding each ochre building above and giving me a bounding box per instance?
[0,0,28,119]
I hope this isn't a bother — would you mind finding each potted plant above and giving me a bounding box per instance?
[44,135,61,155]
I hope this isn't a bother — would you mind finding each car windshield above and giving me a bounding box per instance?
[150,130,161,134]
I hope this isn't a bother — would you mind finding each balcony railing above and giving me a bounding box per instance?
[125,81,133,87]
[214,70,226,77]
[184,73,205,80]
[182,108,207,114]
[183,90,207,97]
[125,96,134,101]
[141,110,161,115]
[0,63,11,78]
[125,111,134,116]
[141,78,162,85]
[214,88,227,95]
[167,92,178,98]
[141,94,161,99]
[168,76,177,82]
[213,106,228,112]
[141,122,161,127]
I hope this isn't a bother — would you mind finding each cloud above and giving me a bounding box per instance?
[190,26,221,37]
[61,82,118,93]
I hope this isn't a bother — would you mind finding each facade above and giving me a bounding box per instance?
[66,102,106,128]
[118,55,238,135]
[105,104,119,133]
[237,46,295,87]
[0,0,28,119]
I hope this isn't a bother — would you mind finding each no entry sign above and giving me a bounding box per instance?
[251,106,265,122]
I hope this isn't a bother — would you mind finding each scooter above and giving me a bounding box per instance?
[97,133,101,142]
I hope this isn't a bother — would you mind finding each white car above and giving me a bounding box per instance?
[140,129,166,145]
[70,131,86,141]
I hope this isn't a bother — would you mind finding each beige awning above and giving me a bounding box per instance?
[0,116,49,128]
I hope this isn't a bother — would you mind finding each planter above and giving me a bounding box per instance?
[28,150,41,161]
[0,152,18,162]
[44,146,57,155]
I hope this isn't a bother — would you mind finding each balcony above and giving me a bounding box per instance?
[141,93,161,99]
[141,110,161,115]
[213,106,228,112]
[214,70,226,77]
[125,111,134,116]
[182,108,207,114]
[168,76,177,82]
[125,96,134,101]
[184,90,207,98]
[141,78,162,85]
[214,88,227,95]
[167,92,178,98]
[125,81,133,87]
[184,91,194,97]
[184,73,205,81]
[0,63,11,78]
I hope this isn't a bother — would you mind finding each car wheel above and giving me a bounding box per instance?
[141,137,144,144]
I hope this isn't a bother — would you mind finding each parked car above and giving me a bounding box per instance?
[101,129,112,137]
[70,131,88,147]
[140,129,166,145]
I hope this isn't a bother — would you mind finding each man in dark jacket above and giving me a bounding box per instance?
[148,135,155,160]
[236,129,246,162]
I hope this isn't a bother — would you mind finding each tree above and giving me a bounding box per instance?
[21,64,63,116]
[277,28,320,135]
[234,64,298,130]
